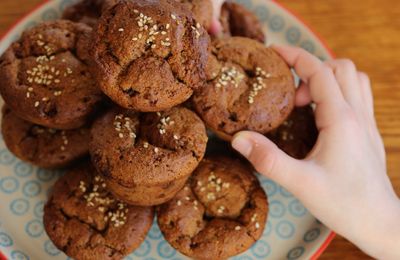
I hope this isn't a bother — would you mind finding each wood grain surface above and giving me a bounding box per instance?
[0,0,399,259]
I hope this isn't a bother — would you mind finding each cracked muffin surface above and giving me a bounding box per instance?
[62,0,118,27]
[193,37,296,141]
[219,2,266,43]
[268,105,318,159]
[43,163,154,260]
[157,156,268,260]
[0,20,104,129]
[176,0,213,29]
[90,0,209,112]
[1,106,90,169]
[89,106,208,206]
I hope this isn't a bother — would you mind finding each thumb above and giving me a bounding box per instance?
[232,131,312,194]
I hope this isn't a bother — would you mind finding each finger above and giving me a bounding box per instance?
[209,20,223,35]
[295,82,312,106]
[325,59,363,109]
[273,45,347,129]
[232,131,315,195]
[209,0,224,34]
[358,72,374,118]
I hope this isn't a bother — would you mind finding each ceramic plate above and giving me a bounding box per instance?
[0,0,335,259]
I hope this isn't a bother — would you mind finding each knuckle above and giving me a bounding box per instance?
[358,72,370,83]
[339,59,357,71]
[340,108,362,133]
[318,66,334,77]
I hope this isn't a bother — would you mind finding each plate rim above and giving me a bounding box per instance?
[0,0,336,259]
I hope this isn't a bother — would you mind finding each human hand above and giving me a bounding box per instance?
[231,46,400,259]
[209,0,225,35]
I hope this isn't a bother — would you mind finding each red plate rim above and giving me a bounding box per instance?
[0,0,336,259]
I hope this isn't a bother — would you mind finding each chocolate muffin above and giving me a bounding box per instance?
[89,106,208,206]
[176,0,213,29]
[220,2,266,43]
[268,105,318,159]
[62,0,118,27]
[157,156,268,260]
[1,106,90,169]
[193,37,296,141]
[0,20,104,129]
[90,0,209,112]
[44,163,154,260]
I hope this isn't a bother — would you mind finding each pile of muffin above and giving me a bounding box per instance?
[0,0,318,259]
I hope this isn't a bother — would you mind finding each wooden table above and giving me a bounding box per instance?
[0,0,399,259]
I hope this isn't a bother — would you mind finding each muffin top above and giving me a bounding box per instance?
[1,106,90,169]
[44,163,154,260]
[268,106,318,159]
[176,0,213,29]
[90,0,209,112]
[157,156,268,260]
[0,20,104,129]
[193,37,295,141]
[219,2,266,43]
[89,106,208,186]
[62,0,118,27]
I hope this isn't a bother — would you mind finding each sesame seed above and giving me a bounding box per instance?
[177,200,182,206]
[251,213,258,222]
[200,187,206,192]
[255,222,260,229]
[185,196,191,201]
[143,142,149,148]
[197,181,202,187]
[235,226,241,231]
[173,135,179,140]
[132,37,138,41]
[184,186,189,191]
[154,147,159,153]
[119,133,124,138]
[171,14,177,20]
[118,28,124,32]
[207,193,216,201]
[34,101,40,107]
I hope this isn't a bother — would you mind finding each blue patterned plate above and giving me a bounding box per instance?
[0,0,335,259]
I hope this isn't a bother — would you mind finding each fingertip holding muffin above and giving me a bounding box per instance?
[1,106,90,169]
[193,37,296,141]
[90,0,210,112]
[89,106,208,206]
[157,156,268,259]
[43,163,154,260]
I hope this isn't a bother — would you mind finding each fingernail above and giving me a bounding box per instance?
[232,135,253,157]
